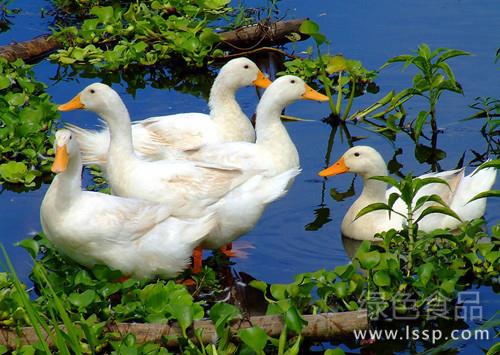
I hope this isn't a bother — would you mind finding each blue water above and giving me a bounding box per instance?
[1,1,499,353]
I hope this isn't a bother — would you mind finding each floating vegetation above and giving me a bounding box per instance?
[0,58,58,188]
[49,0,232,69]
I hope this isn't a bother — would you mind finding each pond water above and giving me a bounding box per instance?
[1,0,499,354]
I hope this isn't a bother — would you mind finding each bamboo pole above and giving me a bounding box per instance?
[0,19,308,63]
[0,310,367,349]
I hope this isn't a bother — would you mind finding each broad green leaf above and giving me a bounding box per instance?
[415,205,461,224]
[468,190,500,203]
[417,43,431,59]
[358,250,381,269]
[0,75,10,90]
[238,326,268,353]
[16,238,39,259]
[299,20,320,35]
[326,55,347,74]
[68,289,96,309]
[324,349,346,355]
[250,280,268,293]
[373,270,391,287]
[417,263,434,285]
[285,306,307,333]
[90,6,115,24]
[270,284,288,300]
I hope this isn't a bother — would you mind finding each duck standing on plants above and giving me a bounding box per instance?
[319,146,497,241]
[66,57,272,166]
[40,130,216,279]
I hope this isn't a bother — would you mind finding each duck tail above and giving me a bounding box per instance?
[65,123,109,166]
[452,162,497,220]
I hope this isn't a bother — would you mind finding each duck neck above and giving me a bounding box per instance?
[209,76,247,139]
[255,94,299,172]
[49,152,83,208]
[255,95,289,146]
[358,169,389,204]
[101,101,136,159]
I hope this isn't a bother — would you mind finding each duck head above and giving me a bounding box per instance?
[261,75,329,106]
[319,146,387,178]
[51,129,78,173]
[217,57,272,89]
[58,83,123,117]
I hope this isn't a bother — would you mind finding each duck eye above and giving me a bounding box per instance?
[291,79,296,84]
[244,65,249,69]
[354,152,360,157]
[90,89,95,94]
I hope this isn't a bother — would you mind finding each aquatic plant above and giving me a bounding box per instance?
[0,58,58,188]
[50,0,232,69]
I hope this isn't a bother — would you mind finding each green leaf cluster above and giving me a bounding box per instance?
[0,58,58,187]
[50,0,231,69]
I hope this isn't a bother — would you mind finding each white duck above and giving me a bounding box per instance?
[186,75,329,270]
[319,146,497,241]
[66,57,272,166]
[189,75,329,176]
[58,83,300,272]
[40,130,216,279]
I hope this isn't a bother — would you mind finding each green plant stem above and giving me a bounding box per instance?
[335,71,343,115]
[342,79,356,121]
[315,46,337,115]
[406,209,414,277]
[278,322,287,355]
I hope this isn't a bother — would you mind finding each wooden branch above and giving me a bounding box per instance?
[0,18,308,63]
[218,18,309,50]
[0,35,61,62]
[0,310,367,349]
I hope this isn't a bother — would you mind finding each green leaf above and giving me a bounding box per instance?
[0,75,10,90]
[90,6,115,24]
[414,110,428,141]
[68,289,96,309]
[417,263,434,285]
[0,161,28,183]
[285,306,307,333]
[414,193,450,212]
[415,205,461,224]
[270,284,288,300]
[358,250,381,269]
[324,349,346,355]
[354,202,392,221]
[250,280,268,294]
[299,20,320,35]
[238,326,269,353]
[472,160,500,175]
[16,238,39,259]
[437,49,471,63]
[373,270,391,287]
[209,302,241,335]
[468,190,500,203]
[170,304,193,334]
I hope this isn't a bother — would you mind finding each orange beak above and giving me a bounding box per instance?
[252,71,272,88]
[302,84,329,101]
[58,94,84,111]
[51,144,69,173]
[319,156,349,177]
